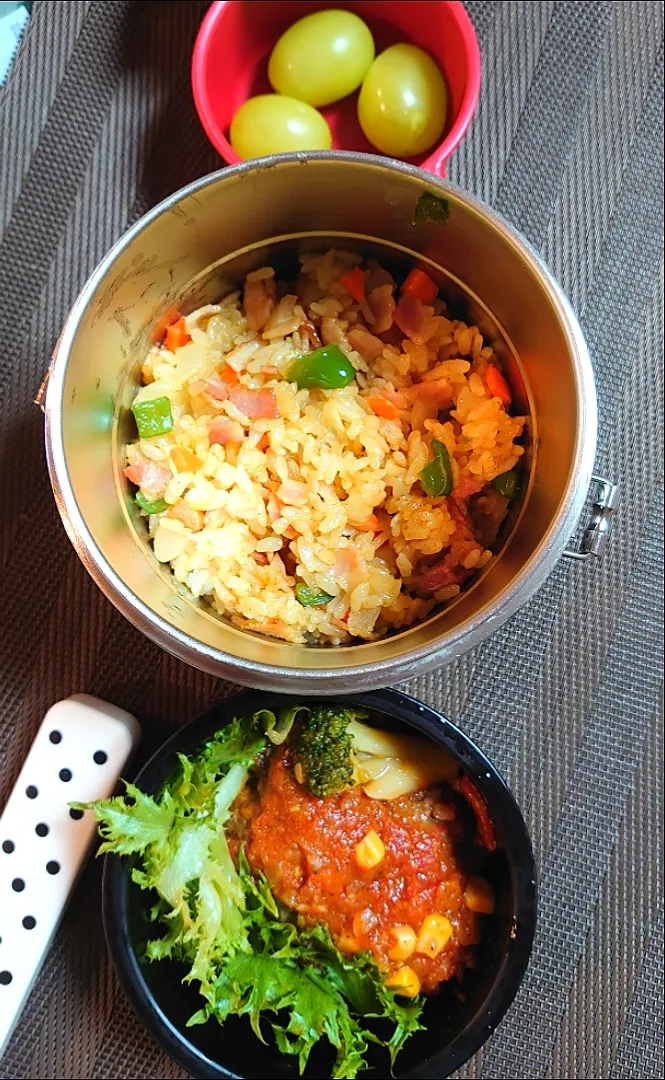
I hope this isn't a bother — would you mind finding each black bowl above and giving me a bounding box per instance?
[102,688,537,1079]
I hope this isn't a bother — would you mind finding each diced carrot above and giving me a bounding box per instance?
[219,364,239,385]
[164,316,190,352]
[368,396,401,420]
[170,447,200,473]
[354,513,380,532]
[401,268,438,304]
[256,432,270,451]
[284,526,298,540]
[484,363,512,406]
[340,266,366,303]
[151,305,181,345]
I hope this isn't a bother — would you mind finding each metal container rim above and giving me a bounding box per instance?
[45,151,597,687]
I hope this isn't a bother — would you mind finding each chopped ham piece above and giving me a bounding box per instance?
[167,503,204,532]
[370,387,409,409]
[347,325,385,361]
[412,561,470,593]
[209,418,245,445]
[244,276,276,331]
[367,284,396,332]
[335,547,366,592]
[228,387,279,419]
[277,480,309,506]
[123,460,170,497]
[454,476,485,498]
[320,316,347,345]
[448,496,474,534]
[204,373,230,401]
[406,380,452,410]
[393,291,428,343]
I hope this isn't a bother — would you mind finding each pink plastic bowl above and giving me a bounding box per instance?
[192,0,481,176]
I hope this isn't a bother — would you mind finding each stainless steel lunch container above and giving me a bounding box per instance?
[44,153,615,693]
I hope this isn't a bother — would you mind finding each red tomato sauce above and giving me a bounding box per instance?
[238,748,479,993]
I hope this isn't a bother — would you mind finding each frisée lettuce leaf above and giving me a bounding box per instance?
[77,709,424,1078]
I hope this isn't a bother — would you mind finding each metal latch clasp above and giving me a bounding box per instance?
[564,475,619,561]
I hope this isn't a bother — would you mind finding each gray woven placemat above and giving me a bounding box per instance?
[0,2,663,1078]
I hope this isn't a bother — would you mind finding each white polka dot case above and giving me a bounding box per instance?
[0,695,140,1059]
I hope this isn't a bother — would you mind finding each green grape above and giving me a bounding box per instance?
[229,95,332,160]
[358,44,448,158]
[268,9,375,107]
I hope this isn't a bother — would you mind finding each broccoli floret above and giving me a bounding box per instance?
[293,705,367,798]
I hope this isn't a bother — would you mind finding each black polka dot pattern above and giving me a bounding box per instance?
[25,785,38,799]
[11,877,25,892]
[2,839,14,854]
[35,823,49,837]
[69,808,84,821]
[0,971,12,985]
[59,768,72,782]
[46,860,60,875]
[49,730,62,744]
[22,916,36,930]
[93,750,108,765]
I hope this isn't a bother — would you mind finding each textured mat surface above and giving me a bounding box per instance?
[0,2,663,1078]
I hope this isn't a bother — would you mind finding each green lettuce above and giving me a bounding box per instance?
[78,710,424,1078]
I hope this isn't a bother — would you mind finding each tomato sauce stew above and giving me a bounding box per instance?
[232,747,491,994]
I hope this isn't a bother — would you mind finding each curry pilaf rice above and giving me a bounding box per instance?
[125,251,526,643]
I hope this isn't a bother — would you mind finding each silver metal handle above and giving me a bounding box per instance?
[564,474,619,561]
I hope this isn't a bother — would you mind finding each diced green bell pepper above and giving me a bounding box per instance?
[286,345,356,390]
[135,491,168,514]
[295,584,333,607]
[491,469,519,500]
[132,396,173,438]
[420,438,453,497]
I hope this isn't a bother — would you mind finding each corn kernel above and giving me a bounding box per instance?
[388,925,417,961]
[184,479,217,511]
[384,966,421,998]
[415,914,453,957]
[354,829,385,870]
[464,876,495,914]
[336,934,361,954]
[171,447,200,473]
